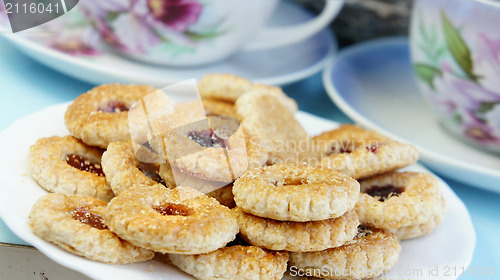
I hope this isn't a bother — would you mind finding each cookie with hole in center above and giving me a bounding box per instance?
[355,171,443,230]
[233,164,360,222]
[29,193,154,264]
[315,125,419,179]
[65,84,156,148]
[105,184,239,254]
[27,135,113,201]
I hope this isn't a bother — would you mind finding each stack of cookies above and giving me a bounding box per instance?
[231,163,401,279]
[24,74,446,280]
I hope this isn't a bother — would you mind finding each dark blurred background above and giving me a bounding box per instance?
[299,0,413,47]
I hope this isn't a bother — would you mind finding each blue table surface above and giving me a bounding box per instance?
[0,36,499,280]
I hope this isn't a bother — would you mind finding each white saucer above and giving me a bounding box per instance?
[0,1,336,87]
[323,37,500,193]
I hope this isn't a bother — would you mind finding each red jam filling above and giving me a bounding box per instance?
[187,129,228,148]
[365,144,379,154]
[326,141,355,156]
[65,154,105,177]
[72,207,108,230]
[365,184,405,202]
[153,203,192,216]
[98,101,129,113]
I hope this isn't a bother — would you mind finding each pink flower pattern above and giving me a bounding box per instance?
[80,0,203,54]
[415,14,500,147]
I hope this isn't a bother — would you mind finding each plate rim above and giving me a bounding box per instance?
[0,102,475,280]
[322,36,500,190]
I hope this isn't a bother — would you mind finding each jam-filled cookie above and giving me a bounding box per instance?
[168,243,288,280]
[101,141,165,196]
[289,226,401,279]
[233,207,359,252]
[27,136,113,201]
[29,193,154,264]
[163,116,248,183]
[355,172,443,230]
[315,125,419,179]
[105,184,238,254]
[65,84,155,148]
[233,164,360,222]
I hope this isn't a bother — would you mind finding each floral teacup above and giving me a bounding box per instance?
[75,0,343,66]
[410,0,500,153]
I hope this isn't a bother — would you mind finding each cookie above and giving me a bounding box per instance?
[355,172,443,230]
[202,98,239,119]
[168,245,288,280]
[101,141,165,196]
[29,193,154,264]
[289,227,401,279]
[315,125,419,179]
[233,207,359,252]
[233,164,360,222]
[105,184,238,254]
[390,195,446,240]
[198,73,298,112]
[236,91,312,166]
[158,164,236,208]
[198,73,254,102]
[165,116,248,182]
[27,136,113,201]
[153,115,247,183]
[65,84,155,148]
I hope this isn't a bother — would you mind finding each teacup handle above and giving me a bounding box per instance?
[243,0,344,51]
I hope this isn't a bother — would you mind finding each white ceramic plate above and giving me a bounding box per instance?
[0,1,336,87]
[0,102,474,280]
[323,37,500,193]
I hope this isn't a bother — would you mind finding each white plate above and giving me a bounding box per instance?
[323,37,500,193]
[0,102,474,280]
[0,1,336,87]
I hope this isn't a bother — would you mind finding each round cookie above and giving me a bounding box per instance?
[233,207,359,252]
[233,164,360,222]
[29,193,154,264]
[315,125,420,179]
[27,136,113,201]
[105,184,239,254]
[390,196,447,240]
[168,245,288,280]
[355,172,443,230]
[101,141,165,196]
[162,116,248,182]
[289,227,401,279]
[65,84,155,148]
